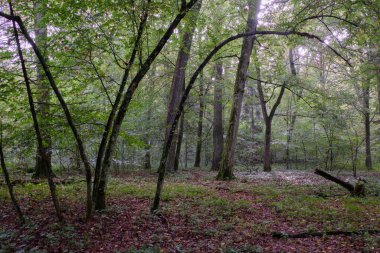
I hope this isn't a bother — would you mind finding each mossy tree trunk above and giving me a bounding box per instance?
[217,0,261,180]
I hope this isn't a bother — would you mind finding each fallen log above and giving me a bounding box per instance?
[314,169,365,196]
[273,230,380,238]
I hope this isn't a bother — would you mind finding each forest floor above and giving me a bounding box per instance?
[1,168,380,253]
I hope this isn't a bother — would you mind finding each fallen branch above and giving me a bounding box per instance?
[314,169,365,196]
[273,230,380,238]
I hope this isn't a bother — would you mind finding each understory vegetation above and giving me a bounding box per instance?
[1,169,380,252]
[0,0,379,252]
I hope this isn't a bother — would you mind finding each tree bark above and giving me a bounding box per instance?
[33,0,52,179]
[174,114,184,171]
[194,74,205,167]
[363,83,372,170]
[144,108,152,170]
[211,62,224,171]
[263,118,272,172]
[217,0,261,180]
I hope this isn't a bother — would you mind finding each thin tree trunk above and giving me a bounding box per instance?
[93,2,150,205]
[7,6,92,219]
[185,132,189,169]
[256,59,286,172]
[96,1,199,210]
[217,0,261,180]
[363,83,372,170]
[174,114,184,171]
[0,123,24,224]
[144,108,152,170]
[194,75,205,167]
[285,49,299,169]
[211,62,224,171]
[33,0,51,179]
[10,2,63,222]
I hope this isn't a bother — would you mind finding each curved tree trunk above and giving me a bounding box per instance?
[95,1,200,210]
[7,7,92,219]
[217,0,261,180]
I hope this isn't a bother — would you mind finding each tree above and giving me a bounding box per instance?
[255,51,286,172]
[211,62,224,171]
[194,72,205,167]
[33,0,52,179]
[164,0,202,172]
[9,1,62,221]
[217,0,261,180]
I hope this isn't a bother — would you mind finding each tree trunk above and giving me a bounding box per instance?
[94,1,199,210]
[315,169,354,191]
[256,56,286,172]
[144,107,152,170]
[285,49,299,169]
[211,62,224,171]
[363,83,372,170]
[0,123,24,224]
[10,2,62,222]
[263,119,272,172]
[194,75,205,167]
[173,64,185,173]
[174,114,184,171]
[164,0,202,172]
[93,2,150,207]
[217,0,261,180]
[8,6,92,219]
[33,0,52,179]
